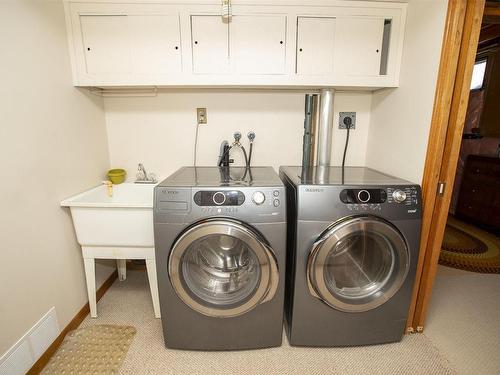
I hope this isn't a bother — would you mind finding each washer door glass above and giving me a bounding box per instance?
[308,216,409,312]
[169,219,279,318]
[182,234,261,306]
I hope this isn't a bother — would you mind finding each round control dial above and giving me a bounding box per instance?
[212,192,226,206]
[252,191,266,205]
[357,190,371,203]
[392,189,407,203]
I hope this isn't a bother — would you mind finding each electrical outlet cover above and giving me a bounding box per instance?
[197,108,207,124]
[339,112,356,129]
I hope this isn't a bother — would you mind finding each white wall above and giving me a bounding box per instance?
[104,90,372,180]
[366,0,448,183]
[0,0,113,357]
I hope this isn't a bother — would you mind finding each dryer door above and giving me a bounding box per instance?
[307,216,409,312]
[168,218,279,318]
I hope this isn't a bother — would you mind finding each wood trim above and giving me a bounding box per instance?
[411,0,485,331]
[405,0,468,333]
[26,270,118,374]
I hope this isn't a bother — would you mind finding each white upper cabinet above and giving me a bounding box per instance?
[129,15,182,75]
[81,15,131,74]
[64,1,407,89]
[231,15,287,75]
[69,4,182,84]
[191,16,230,74]
[296,17,336,76]
[334,17,385,77]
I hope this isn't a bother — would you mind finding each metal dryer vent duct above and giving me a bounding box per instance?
[316,89,335,167]
[301,94,318,168]
[302,89,334,170]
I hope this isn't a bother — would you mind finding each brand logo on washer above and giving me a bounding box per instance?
[165,190,178,195]
[408,209,418,213]
[305,188,324,193]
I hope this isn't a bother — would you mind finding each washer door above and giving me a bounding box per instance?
[307,216,409,313]
[168,218,279,318]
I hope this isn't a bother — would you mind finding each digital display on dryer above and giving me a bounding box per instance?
[340,189,387,204]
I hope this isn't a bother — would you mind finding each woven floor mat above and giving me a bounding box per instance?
[42,325,136,374]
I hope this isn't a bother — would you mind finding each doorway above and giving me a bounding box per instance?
[408,0,500,337]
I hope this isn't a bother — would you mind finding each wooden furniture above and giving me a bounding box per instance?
[456,155,500,233]
[63,0,406,88]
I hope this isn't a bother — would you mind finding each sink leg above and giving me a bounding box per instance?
[117,259,127,281]
[145,258,161,318]
[83,258,97,318]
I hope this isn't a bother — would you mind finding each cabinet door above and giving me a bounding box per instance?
[80,15,132,74]
[334,17,385,77]
[231,15,287,75]
[296,17,336,75]
[191,16,229,74]
[129,15,182,75]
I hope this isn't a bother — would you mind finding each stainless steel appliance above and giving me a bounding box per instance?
[154,167,286,350]
[280,166,422,347]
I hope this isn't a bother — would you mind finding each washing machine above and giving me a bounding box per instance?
[279,166,422,347]
[154,166,286,350]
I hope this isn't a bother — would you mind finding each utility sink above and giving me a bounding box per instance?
[61,183,155,247]
[61,182,161,318]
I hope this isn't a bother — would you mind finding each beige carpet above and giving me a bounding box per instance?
[425,265,500,375]
[80,271,456,375]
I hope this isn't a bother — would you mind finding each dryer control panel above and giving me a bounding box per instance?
[340,187,419,206]
[340,189,387,204]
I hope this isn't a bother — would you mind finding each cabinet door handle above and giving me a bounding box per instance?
[194,41,198,45]
[299,48,303,52]
[280,41,283,44]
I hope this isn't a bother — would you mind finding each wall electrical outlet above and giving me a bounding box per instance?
[339,112,356,129]
[197,108,207,124]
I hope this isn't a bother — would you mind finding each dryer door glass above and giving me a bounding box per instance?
[308,216,409,312]
[169,219,279,318]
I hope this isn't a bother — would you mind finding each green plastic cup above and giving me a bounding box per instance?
[107,169,126,184]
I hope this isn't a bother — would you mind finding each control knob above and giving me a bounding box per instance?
[392,189,407,203]
[252,191,266,205]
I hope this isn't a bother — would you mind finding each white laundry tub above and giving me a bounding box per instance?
[61,183,155,247]
[61,182,161,318]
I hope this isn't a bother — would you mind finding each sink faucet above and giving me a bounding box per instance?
[136,163,157,183]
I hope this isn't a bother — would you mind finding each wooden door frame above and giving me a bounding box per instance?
[405,0,486,333]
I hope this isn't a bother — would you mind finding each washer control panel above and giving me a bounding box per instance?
[194,190,245,206]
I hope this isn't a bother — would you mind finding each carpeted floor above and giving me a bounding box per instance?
[425,265,500,375]
[81,271,457,375]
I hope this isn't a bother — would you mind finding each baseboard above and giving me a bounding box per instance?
[26,270,118,374]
